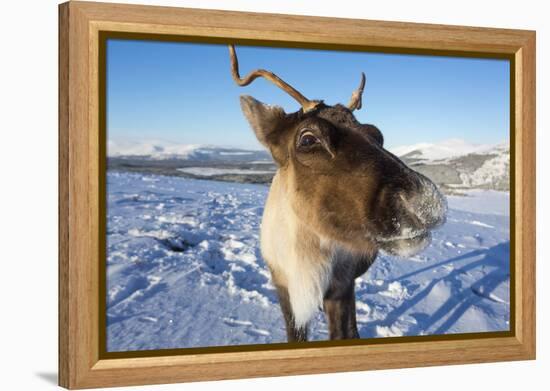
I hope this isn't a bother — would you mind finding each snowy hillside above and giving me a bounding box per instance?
[390,138,495,162]
[457,142,509,190]
[391,139,510,192]
[106,172,510,352]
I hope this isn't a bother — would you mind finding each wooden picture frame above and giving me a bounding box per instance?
[59,1,536,389]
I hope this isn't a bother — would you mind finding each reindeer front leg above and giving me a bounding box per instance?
[323,253,375,339]
[274,283,308,342]
[323,282,360,340]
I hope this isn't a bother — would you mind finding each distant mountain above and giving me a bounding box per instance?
[391,139,509,192]
[108,139,509,192]
[107,140,271,163]
[390,139,497,162]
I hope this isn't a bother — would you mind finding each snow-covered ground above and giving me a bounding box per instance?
[106,172,510,352]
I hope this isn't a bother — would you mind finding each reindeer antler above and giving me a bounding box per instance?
[228,45,322,113]
[347,72,366,111]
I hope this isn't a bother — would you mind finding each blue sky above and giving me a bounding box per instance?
[107,39,510,150]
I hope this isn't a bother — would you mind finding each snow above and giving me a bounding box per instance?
[446,189,509,216]
[459,143,510,188]
[177,167,275,176]
[106,172,510,352]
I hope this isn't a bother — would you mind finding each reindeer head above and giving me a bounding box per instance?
[229,45,447,257]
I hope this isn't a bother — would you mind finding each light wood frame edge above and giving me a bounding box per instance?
[58,1,536,389]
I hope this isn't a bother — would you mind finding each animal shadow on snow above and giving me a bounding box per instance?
[358,241,510,337]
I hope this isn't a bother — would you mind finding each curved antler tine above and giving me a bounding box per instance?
[228,45,321,113]
[348,72,366,111]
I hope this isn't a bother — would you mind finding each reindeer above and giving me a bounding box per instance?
[228,45,447,342]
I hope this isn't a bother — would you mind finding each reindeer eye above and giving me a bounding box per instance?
[298,131,320,148]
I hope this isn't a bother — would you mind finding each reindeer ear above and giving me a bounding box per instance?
[241,95,286,152]
[361,124,384,147]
